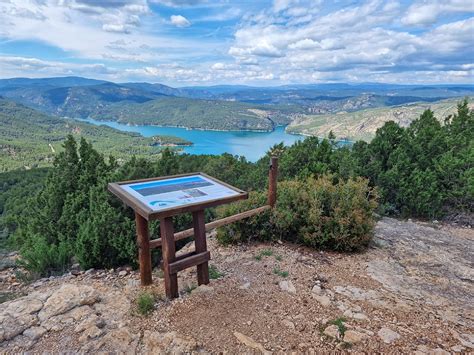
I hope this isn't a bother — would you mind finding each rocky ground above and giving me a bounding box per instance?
[0,217,473,353]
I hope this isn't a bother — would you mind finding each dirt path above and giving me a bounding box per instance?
[1,217,473,353]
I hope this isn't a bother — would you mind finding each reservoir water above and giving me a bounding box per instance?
[77,118,304,162]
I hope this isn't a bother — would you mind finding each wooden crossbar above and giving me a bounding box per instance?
[169,251,210,274]
[149,205,271,249]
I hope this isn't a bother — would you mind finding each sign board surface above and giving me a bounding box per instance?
[109,173,247,219]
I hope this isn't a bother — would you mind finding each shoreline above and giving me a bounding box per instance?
[75,116,275,134]
[73,116,355,145]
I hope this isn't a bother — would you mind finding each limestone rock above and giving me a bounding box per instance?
[343,330,366,344]
[323,325,340,339]
[343,309,368,321]
[0,296,43,342]
[23,326,47,341]
[193,284,214,294]
[451,345,465,352]
[98,327,138,352]
[234,331,270,354]
[281,319,295,330]
[3,297,43,316]
[239,282,251,290]
[311,285,322,294]
[143,330,198,353]
[41,305,94,332]
[279,280,296,294]
[456,333,474,349]
[74,314,99,333]
[378,327,400,344]
[38,284,99,322]
[313,295,331,307]
[78,325,103,342]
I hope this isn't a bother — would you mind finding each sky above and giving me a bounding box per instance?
[0,0,473,86]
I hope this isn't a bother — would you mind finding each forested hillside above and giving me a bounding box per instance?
[90,96,275,131]
[2,100,471,277]
[0,98,191,171]
[0,80,281,131]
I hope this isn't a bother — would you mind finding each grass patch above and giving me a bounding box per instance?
[275,255,282,261]
[255,248,274,261]
[136,292,155,316]
[183,283,197,294]
[260,249,273,257]
[330,317,347,337]
[209,265,224,279]
[273,266,289,278]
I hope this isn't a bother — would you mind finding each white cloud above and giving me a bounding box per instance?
[150,0,210,7]
[224,1,473,84]
[273,0,294,13]
[0,56,117,77]
[0,0,472,85]
[401,0,474,26]
[170,14,191,27]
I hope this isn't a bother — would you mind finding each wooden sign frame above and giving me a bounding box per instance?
[108,158,278,299]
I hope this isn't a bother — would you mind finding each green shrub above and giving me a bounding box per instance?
[217,175,377,251]
[16,235,71,277]
[136,292,155,316]
[216,191,273,245]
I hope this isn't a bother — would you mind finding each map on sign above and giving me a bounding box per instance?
[121,174,240,212]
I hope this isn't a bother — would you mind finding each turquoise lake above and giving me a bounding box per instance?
[77,118,304,162]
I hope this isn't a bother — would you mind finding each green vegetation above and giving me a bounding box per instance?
[0,168,49,250]
[353,100,473,217]
[93,96,275,131]
[273,267,289,278]
[330,317,347,337]
[217,176,377,251]
[136,292,155,316]
[260,249,273,257]
[0,98,191,171]
[184,284,197,294]
[2,99,472,276]
[209,265,224,280]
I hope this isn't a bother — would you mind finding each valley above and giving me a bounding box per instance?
[0,76,473,170]
[0,98,191,171]
[1,77,473,136]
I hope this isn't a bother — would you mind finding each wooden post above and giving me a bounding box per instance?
[193,210,209,285]
[160,217,179,299]
[268,156,278,207]
[135,212,152,286]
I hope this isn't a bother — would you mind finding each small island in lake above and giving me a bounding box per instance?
[151,135,193,147]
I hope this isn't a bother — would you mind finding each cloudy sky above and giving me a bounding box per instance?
[0,0,473,86]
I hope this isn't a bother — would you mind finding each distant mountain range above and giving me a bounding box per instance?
[0,76,473,132]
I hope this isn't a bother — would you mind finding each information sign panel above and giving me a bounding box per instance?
[108,173,247,219]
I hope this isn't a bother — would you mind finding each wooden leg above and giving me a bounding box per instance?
[135,212,152,286]
[160,217,179,299]
[193,210,209,285]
